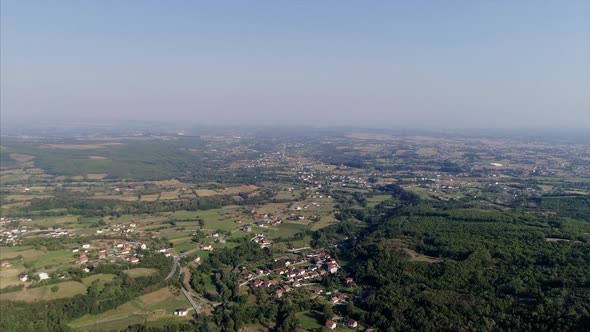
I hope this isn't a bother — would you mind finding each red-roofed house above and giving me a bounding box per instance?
[326,320,337,329]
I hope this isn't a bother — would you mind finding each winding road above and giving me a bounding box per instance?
[165,248,198,281]
[164,248,202,317]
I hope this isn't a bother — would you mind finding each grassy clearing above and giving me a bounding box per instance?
[265,222,306,239]
[310,215,339,231]
[296,311,323,329]
[366,194,391,206]
[0,246,43,260]
[255,203,289,215]
[274,190,298,200]
[159,191,181,200]
[0,281,86,302]
[164,208,245,232]
[194,189,218,197]
[92,193,139,201]
[0,267,23,288]
[27,215,80,228]
[86,173,108,179]
[124,268,158,278]
[402,248,442,263]
[219,185,258,195]
[2,194,52,202]
[170,236,195,253]
[140,194,160,201]
[0,174,31,183]
[81,273,117,286]
[68,286,190,331]
[24,249,75,270]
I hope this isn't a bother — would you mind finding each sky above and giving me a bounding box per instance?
[1,1,589,129]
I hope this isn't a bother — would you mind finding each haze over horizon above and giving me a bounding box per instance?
[1,1,589,129]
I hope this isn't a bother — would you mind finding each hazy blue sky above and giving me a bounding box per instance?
[2,1,589,129]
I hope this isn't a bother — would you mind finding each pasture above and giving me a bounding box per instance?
[68,286,190,331]
[81,273,117,286]
[124,268,158,278]
[0,281,87,302]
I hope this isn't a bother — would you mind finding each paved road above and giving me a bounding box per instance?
[164,248,203,317]
[165,248,199,281]
[181,287,201,317]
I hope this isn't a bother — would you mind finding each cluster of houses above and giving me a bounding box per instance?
[244,252,349,302]
[96,222,137,235]
[45,228,70,238]
[325,319,358,330]
[253,213,283,226]
[198,243,213,251]
[0,217,32,245]
[252,233,272,248]
[72,241,148,266]
[17,271,50,282]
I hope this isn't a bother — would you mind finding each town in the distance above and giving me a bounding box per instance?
[1,127,589,331]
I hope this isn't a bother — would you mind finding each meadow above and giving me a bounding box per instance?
[0,281,87,302]
[68,286,191,331]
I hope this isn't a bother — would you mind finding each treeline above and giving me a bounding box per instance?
[532,194,590,220]
[6,187,278,218]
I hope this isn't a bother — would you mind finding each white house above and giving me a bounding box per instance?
[174,308,189,316]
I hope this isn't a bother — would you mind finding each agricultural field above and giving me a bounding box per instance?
[68,286,191,331]
[123,268,158,278]
[0,281,87,302]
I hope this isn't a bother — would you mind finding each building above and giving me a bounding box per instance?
[199,244,213,251]
[18,273,28,282]
[327,263,338,274]
[79,253,89,264]
[326,320,337,329]
[38,272,49,280]
[348,319,358,328]
[275,289,284,298]
[174,308,189,316]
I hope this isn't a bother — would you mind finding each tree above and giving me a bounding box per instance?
[322,302,334,321]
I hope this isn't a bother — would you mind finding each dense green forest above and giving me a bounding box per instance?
[328,188,590,331]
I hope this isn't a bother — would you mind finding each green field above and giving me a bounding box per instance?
[0,281,87,302]
[124,268,158,278]
[24,249,75,270]
[81,273,117,286]
[366,194,392,206]
[296,311,323,329]
[68,286,191,331]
